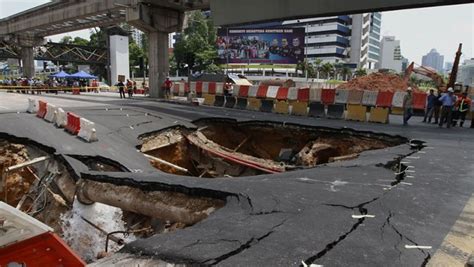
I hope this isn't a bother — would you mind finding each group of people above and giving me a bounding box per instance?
[403,87,472,128]
[116,79,140,99]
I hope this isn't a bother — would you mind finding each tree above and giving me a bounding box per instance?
[72,37,89,46]
[173,11,220,75]
[355,68,367,77]
[320,62,334,79]
[341,67,352,81]
[59,36,73,44]
[313,59,322,79]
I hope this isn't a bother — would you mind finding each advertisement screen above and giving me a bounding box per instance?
[217,28,305,64]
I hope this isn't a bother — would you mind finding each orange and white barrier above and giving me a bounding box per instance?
[44,103,57,123]
[78,118,98,142]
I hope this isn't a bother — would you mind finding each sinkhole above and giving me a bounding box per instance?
[0,138,225,263]
[139,119,407,178]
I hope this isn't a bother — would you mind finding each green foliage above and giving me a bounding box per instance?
[173,11,220,75]
[320,62,334,79]
[355,68,367,77]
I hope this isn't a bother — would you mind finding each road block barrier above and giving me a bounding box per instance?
[248,86,258,98]
[55,108,67,128]
[36,101,47,118]
[362,90,378,106]
[413,93,427,110]
[308,102,325,118]
[247,97,261,111]
[369,107,390,124]
[202,82,210,94]
[224,96,236,108]
[44,103,57,123]
[392,91,407,108]
[78,118,98,142]
[274,101,289,114]
[266,86,279,99]
[321,89,336,105]
[216,83,224,95]
[346,104,367,122]
[203,94,215,106]
[65,112,81,135]
[335,89,349,104]
[347,90,364,105]
[27,98,36,113]
[291,102,308,116]
[236,98,248,109]
[260,99,274,113]
[276,87,289,101]
[309,88,321,103]
[287,87,298,101]
[257,85,269,99]
[214,95,225,107]
[297,88,310,102]
[376,91,394,108]
[327,104,345,119]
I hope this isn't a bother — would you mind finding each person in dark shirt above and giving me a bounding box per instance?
[291,38,304,61]
[117,81,125,99]
[423,89,437,123]
[279,38,291,57]
[269,39,280,55]
[432,89,443,124]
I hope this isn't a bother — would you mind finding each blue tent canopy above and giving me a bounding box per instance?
[69,71,97,79]
[49,71,70,78]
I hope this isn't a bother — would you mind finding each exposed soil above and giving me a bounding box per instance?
[140,120,406,178]
[337,72,422,92]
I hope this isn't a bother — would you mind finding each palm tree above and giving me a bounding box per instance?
[341,67,352,81]
[313,59,322,79]
[355,68,367,77]
[321,63,334,80]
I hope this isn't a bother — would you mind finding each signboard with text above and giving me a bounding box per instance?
[217,28,305,64]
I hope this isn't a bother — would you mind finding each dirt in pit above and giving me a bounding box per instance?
[140,120,406,178]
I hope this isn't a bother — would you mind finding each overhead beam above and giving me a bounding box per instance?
[210,0,473,26]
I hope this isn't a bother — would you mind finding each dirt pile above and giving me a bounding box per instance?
[338,72,421,92]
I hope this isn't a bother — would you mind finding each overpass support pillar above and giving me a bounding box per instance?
[148,31,169,98]
[127,4,183,98]
[21,47,35,79]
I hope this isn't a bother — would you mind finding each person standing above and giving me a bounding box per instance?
[423,89,437,123]
[403,87,414,126]
[438,88,457,128]
[433,89,443,124]
[117,80,126,99]
[126,79,133,98]
[163,77,172,99]
[453,92,472,127]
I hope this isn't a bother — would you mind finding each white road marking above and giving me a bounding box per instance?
[405,245,432,250]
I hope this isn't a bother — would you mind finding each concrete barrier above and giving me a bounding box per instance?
[309,88,322,103]
[392,91,407,108]
[27,98,37,113]
[224,96,236,108]
[327,104,345,119]
[78,118,98,142]
[335,89,349,104]
[347,90,364,105]
[236,98,248,109]
[291,102,308,116]
[44,103,57,123]
[346,104,367,122]
[247,97,261,111]
[214,95,225,107]
[274,101,289,114]
[260,99,274,113]
[362,91,378,106]
[308,102,325,118]
[203,94,215,106]
[369,107,390,124]
[287,87,298,101]
[248,86,259,98]
[55,108,67,128]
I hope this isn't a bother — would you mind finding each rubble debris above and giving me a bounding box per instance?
[337,72,422,92]
[140,120,406,178]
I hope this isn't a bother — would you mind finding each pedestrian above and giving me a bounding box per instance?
[438,88,457,128]
[126,79,133,98]
[423,89,437,123]
[117,80,126,99]
[453,92,471,127]
[403,87,413,126]
[163,77,172,99]
[433,89,443,124]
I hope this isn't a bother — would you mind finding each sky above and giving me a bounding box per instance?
[1,0,473,65]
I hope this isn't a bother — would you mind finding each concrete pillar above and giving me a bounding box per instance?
[148,31,169,98]
[21,47,35,78]
[109,34,130,86]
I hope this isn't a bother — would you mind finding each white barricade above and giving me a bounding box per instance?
[287,87,298,101]
[27,98,37,113]
[347,90,364,105]
[309,88,322,102]
[189,82,197,93]
[55,108,67,128]
[266,86,279,99]
[44,103,57,123]
[216,83,224,95]
[78,118,98,142]
[202,82,209,94]
[232,85,241,97]
[392,91,407,108]
[335,89,349,104]
[362,90,378,106]
[248,86,259,98]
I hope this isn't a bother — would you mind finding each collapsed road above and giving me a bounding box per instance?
[0,92,473,266]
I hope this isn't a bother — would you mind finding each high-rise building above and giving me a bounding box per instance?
[379,36,403,72]
[281,12,382,69]
[422,49,444,74]
[130,27,143,48]
[445,62,453,74]
[457,58,474,87]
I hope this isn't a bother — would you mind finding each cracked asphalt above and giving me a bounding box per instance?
[0,91,473,266]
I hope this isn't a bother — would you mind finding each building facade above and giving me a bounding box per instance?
[422,49,444,74]
[281,12,382,69]
[457,59,474,87]
[130,27,143,48]
[379,36,403,72]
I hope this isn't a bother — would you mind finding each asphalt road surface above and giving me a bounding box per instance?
[0,91,472,267]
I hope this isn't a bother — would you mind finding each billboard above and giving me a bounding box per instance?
[217,28,305,64]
